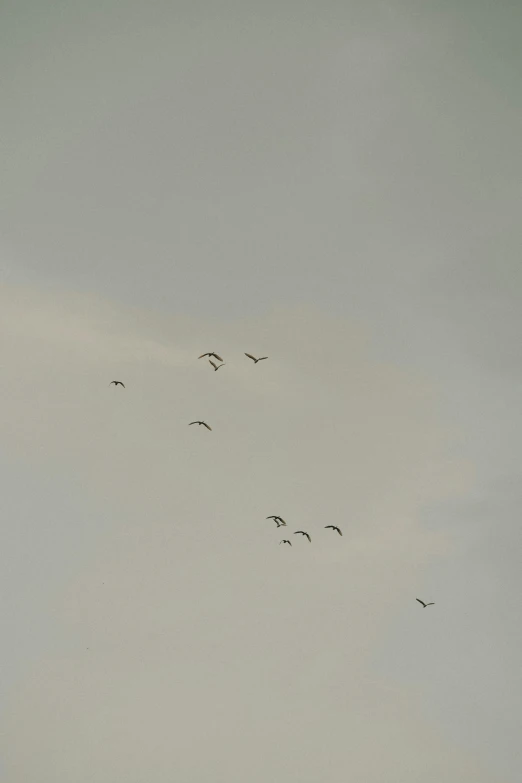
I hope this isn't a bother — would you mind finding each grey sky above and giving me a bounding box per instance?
[1,1,521,781]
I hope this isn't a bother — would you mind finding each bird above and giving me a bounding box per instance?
[280,540,292,546]
[199,352,224,362]
[416,599,435,608]
[245,353,268,363]
[189,421,212,430]
[109,381,125,387]
[294,531,311,542]
[325,525,342,536]
[267,515,286,527]
[209,359,225,371]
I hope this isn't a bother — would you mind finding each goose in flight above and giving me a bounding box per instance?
[245,353,268,364]
[416,598,435,608]
[209,359,225,371]
[325,525,342,536]
[267,516,286,527]
[294,531,311,542]
[199,352,224,362]
[280,540,292,546]
[109,381,125,388]
[189,421,212,431]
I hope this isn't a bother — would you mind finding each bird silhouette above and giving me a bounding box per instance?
[416,599,435,608]
[245,353,268,363]
[199,352,224,362]
[294,531,311,542]
[109,381,125,387]
[267,515,286,527]
[189,421,212,430]
[280,540,292,546]
[209,359,225,371]
[325,525,342,536]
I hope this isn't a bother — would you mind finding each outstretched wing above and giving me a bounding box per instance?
[325,525,334,529]
[198,353,210,359]
[189,421,199,426]
[213,353,224,362]
[209,360,218,369]
[425,603,435,606]
[266,516,277,520]
[416,599,426,607]
[244,353,257,361]
[202,422,212,430]
[258,357,268,361]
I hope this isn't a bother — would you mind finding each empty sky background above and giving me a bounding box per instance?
[1,1,521,781]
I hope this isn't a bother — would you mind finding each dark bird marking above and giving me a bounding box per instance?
[189,421,212,431]
[294,531,311,542]
[245,353,268,363]
[416,599,435,608]
[280,540,292,546]
[209,359,225,371]
[325,525,342,536]
[267,515,286,527]
[199,352,224,362]
[109,381,125,387]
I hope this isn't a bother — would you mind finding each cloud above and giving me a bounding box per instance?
[0,284,488,781]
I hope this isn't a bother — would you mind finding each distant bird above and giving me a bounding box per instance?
[416,598,435,608]
[209,359,225,371]
[189,421,212,430]
[267,515,286,527]
[325,525,342,536]
[294,531,311,542]
[280,540,292,546]
[199,352,224,362]
[245,353,268,363]
[109,381,125,388]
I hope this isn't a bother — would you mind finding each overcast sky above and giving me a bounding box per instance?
[1,1,521,781]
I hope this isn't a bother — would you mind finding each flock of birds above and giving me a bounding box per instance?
[110,349,435,611]
[268,513,342,546]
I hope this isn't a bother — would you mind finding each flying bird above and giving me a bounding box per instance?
[416,599,435,608]
[245,353,268,363]
[209,359,225,371]
[280,540,292,546]
[109,381,125,387]
[189,421,212,430]
[267,516,286,527]
[199,352,224,362]
[325,525,342,536]
[294,531,311,542]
